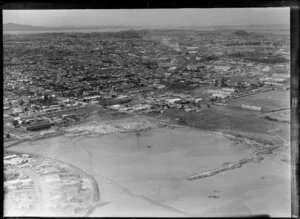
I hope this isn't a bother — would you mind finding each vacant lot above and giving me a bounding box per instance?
[227,91,290,112]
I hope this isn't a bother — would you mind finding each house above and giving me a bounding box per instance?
[91,100,99,104]
[4,105,10,110]
[42,107,60,113]
[40,130,56,136]
[152,84,166,89]
[83,95,101,102]
[132,104,152,111]
[221,88,235,93]
[12,107,24,114]
[20,117,39,125]
[166,98,181,104]
[259,77,286,83]
[110,104,121,110]
[52,117,64,124]
[186,46,199,50]
[212,93,230,99]
[194,98,203,104]
[168,66,177,71]
[272,73,290,78]
[214,66,231,71]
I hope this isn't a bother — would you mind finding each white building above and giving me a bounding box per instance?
[212,93,230,99]
[194,98,203,104]
[168,66,177,71]
[272,73,290,78]
[13,107,24,114]
[132,104,152,111]
[221,88,235,93]
[242,104,262,111]
[110,104,121,110]
[186,46,199,50]
[167,98,181,104]
[214,66,231,71]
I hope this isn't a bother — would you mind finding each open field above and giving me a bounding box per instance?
[263,109,290,123]
[227,91,290,112]
[160,106,290,146]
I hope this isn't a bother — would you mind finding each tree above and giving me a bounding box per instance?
[19,99,25,106]
[178,118,187,125]
[44,94,49,101]
[12,120,18,126]
[214,79,219,87]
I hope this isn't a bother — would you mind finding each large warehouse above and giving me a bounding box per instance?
[22,121,53,131]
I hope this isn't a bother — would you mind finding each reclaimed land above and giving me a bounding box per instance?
[4,150,102,217]
[150,104,289,180]
[227,90,290,112]
[159,106,289,145]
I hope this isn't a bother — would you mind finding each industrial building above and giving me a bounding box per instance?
[241,104,262,111]
[22,121,53,131]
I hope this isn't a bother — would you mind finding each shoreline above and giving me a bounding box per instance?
[4,115,286,183]
[187,129,284,181]
[4,115,283,154]
[4,119,290,217]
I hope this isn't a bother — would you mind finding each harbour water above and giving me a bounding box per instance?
[8,127,291,217]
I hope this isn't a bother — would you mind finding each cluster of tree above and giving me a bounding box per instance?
[177,118,187,125]
[228,52,246,58]
[167,79,195,90]
[142,61,158,69]
[99,96,132,106]
[234,30,250,37]
[226,41,261,46]
[202,55,219,61]
[229,52,288,64]
[245,55,288,64]
[82,30,142,39]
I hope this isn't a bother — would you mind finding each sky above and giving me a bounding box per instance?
[3,8,289,27]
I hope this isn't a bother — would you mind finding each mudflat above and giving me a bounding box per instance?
[9,127,290,217]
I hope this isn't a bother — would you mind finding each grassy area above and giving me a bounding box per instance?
[95,108,132,121]
[264,109,290,123]
[159,106,289,146]
[244,53,289,64]
[227,91,290,112]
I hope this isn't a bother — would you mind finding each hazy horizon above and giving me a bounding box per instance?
[3,8,289,27]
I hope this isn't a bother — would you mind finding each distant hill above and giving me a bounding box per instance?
[3,23,289,32]
[3,23,48,31]
[81,30,143,39]
[3,23,141,32]
[211,24,290,32]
